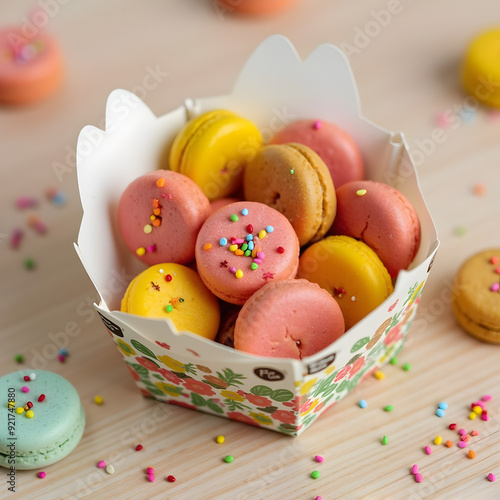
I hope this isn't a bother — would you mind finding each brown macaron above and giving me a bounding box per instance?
[452,249,500,344]
[243,143,336,246]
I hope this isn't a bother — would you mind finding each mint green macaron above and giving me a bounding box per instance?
[0,370,85,470]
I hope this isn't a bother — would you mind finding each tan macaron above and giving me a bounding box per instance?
[452,249,500,344]
[243,143,336,246]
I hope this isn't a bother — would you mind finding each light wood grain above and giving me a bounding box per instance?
[1,0,500,499]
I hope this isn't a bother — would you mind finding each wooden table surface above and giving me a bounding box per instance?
[1,1,500,499]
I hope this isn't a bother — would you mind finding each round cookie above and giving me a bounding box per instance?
[169,109,262,200]
[118,170,211,266]
[271,119,365,187]
[452,249,500,344]
[121,263,220,340]
[0,28,63,105]
[297,235,393,330]
[0,370,85,470]
[234,279,345,359]
[462,28,500,108]
[195,201,300,305]
[330,180,421,279]
[244,143,336,247]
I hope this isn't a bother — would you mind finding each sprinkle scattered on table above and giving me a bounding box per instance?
[359,399,367,408]
[216,435,225,444]
[135,444,143,451]
[38,471,46,479]
[14,354,24,363]
[311,470,320,479]
[224,455,233,463]
[94,395,103,405]
[373,370,385,380]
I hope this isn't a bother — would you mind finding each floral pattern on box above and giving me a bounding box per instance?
[103,279,425,436]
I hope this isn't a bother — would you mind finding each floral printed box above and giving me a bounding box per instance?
[75,35,439,436]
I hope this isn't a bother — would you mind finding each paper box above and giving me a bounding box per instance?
[75,35,439,436]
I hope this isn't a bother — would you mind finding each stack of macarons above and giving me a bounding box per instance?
[117,109,421,359]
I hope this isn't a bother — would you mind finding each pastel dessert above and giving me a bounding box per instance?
[216,0,297,16]
[121,263,220,340]
[169,110,263,200]
[118,170,211,266]
[452,250,500,344]
[462,28,500,108]
[210,197,241,214]
[234,279,345,358]
[270,119,365,188]
[0,370,85,470]
[297,235,393,329]
[0,28,63,105]
[195,201,300,305]
[244,143,336,246]
[330,180,421,279]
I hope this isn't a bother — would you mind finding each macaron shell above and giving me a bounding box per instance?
[297,235,393,330]
[121,263,220,340]
[270,119,365,187]
[195,201,300,305]
[169,110,263,200]
[118,169,211,266]
[244,143,336,246]
[0,28,63,105]
[0,370,85,470]
[462,29,500,108]
[331,180,421,278]
[234,279,345,359]
[452,249,500,344]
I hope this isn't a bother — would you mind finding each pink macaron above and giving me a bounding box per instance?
[234,279,345,359]
[330,180,421,279]
[270,119,365,188]
[195,201,300,305]
[118,170,211,266]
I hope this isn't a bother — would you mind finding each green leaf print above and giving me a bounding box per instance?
[270,389,294,402]
[128,362,149,378]
[130,339,158,359]
[351,336,370,353]
[140,378,156,387]
[336,379,349,393]
[347,353,361,365]
[207,399,224,414]
[216,368,247,388]
[224,399,252,412]
[191,393,207,407]
[278,424,297,434]
[145,386,164,396]
[184,363,197,376]
[250,385,273,396]
[301,414,317,427]
[256,406,278,414]
[152,373,163,380]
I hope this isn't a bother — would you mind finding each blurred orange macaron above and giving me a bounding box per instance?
[215,0,297,16]
[0,27,63,105]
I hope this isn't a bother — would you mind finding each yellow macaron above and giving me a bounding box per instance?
[121,263,220,340]
[462,28,500,108]
[297,235,393,329]
[169,110,263,200]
